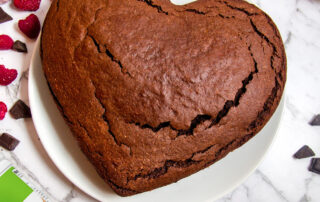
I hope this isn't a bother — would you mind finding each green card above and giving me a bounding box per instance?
[0,167,33,202]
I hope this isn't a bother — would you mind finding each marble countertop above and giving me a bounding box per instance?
[1,0,320,201]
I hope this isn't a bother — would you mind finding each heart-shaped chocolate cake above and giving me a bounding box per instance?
[41,0,286,196]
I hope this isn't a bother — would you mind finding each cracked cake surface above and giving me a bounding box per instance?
[41,0,286,196]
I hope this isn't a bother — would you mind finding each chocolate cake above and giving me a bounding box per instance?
[41,0,286,196]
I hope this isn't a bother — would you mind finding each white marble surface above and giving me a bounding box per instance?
[0,0,320,201]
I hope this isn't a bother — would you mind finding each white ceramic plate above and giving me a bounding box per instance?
[29,1,283,201]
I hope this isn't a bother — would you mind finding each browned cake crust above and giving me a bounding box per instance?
[41,0,286,196]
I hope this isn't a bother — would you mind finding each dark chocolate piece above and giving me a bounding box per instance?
[12,40,28,53]
[0,133,20,151]
[0,8,12,24]
[9,100,32,119]
[309,114,320,126]
[309,158,320,175]
[293,145,315,159]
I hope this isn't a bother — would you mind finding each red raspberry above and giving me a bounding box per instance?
[0,102,7,120]
[0,35,14,50]
[14,0,41,11]
[0,65,18,86]
[18,14,41,39]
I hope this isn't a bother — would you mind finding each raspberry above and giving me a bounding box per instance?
[18,14,41,39]
[0,102,7,120]
[0,35,14,50]
[0,65,18,86]
[14,0,41,11]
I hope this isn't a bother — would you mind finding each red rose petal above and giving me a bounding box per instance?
[18,14,41,39]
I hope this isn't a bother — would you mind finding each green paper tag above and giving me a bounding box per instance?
[0,160,50,202]
[0,167,33,202]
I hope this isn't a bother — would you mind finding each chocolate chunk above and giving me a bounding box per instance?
[309,158,320,175]
[12,40,28,53]
[0,133,20,151]
[9,100,32,119]
[0,8,12,24]
[309,114,320,126]
[293,145,315,159]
